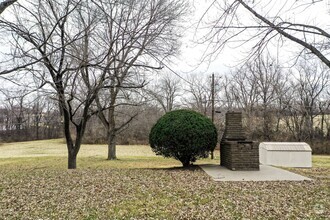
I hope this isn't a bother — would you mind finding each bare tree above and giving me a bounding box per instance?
[295,59,329,140]
[116,104,163,145]
[182,73,221,159]
[220,75,236,110]
[0,88,62,141]
[30,92,47,140]
[2,0,110,169]
[183,74,212,115]
[202,0,330,68]
[323,89,330,139]
[229,67,259,120]
[317,99,329,140]
[41,96,62,139]
[92,0,187,160]
[96,74,145,160]
[147,74,181,113]
[268,57,330,142]
[223,56,284,140]
[249,56,284,140]
[1,89,28,131]
[0,0,55,76]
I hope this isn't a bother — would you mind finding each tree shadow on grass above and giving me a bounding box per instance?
[143,164,202,172]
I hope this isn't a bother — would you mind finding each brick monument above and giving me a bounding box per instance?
[220,112,259,170]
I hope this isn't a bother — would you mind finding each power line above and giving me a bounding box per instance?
[144,48,194,86]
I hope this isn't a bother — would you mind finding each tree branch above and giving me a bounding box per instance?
[237,0,330,68]
[0,0,16,14]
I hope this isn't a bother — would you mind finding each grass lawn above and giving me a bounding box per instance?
[0,139,329,219]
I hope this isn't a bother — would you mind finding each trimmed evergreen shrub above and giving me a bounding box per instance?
[149,109,218,167]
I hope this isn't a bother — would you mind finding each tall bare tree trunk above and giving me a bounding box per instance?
[36,122,39,140]
[107,102,117,160]
[107,130,117,160]
[68,150,77,169]
[321,113,325,139]
[62,98,83,169]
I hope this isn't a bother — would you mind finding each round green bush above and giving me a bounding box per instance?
[149,109,218,167]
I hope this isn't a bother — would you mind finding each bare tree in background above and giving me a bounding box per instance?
[0,88,62,141]
[249,56,284,140]
[96,72,145,160]
[317,100,330,139]
[147,74,181,113]
[30,92,46,140]
[221,57,283,139]
[182,73,221,159]
[295,59,329,140]
[1,89,29,131]
[228,67,259,135]
[183,74,212,115]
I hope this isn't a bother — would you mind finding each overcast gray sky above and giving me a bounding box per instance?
[0,0,329,87]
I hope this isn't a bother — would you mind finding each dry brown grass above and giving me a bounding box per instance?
[0,139,157,158]
[0,139,329,219]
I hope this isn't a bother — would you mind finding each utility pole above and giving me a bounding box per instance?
[211,73,215,159]
[211,73,215,123]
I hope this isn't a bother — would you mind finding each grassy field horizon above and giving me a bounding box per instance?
[0,139,220,170]
[0,139,157,158]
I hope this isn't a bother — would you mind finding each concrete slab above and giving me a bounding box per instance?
[199,164,312,182]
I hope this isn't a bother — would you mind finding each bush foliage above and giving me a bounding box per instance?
[149,109,217,167]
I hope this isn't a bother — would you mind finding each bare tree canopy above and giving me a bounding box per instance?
[1,0,118,169]
[146,74,181,113]
[92,0,186,160]
[201,0,330,68]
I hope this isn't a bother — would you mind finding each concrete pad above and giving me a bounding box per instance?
[199,164,312,182]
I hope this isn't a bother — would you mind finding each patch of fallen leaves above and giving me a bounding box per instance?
[0,166,329,220]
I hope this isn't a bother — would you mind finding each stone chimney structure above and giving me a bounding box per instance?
[222,112,246,141]
[220,112,259,170]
